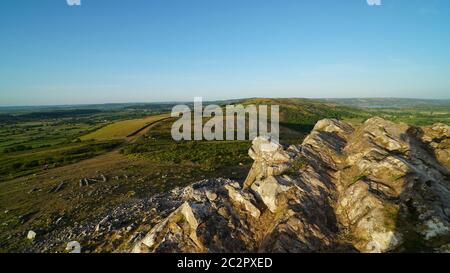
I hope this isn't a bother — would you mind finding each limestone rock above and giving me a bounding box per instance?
[224,184,260,218]
[336,117,450,252]
[244,136,293,189]
[251,176,293,213]
[132,202,203,253]
[66,241,82,253]
[27,230,36,240]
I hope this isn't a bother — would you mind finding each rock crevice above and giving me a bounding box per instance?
[131,118,450,253]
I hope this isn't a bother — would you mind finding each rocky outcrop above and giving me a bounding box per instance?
[130,118,450,253]
[336,118,450,252]
[243,137,293,189]
[132,133,343,253]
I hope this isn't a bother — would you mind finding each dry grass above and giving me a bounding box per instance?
[80,114,170,141]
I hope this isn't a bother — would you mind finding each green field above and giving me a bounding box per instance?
[0,140,123,182]
[121,118,253,172]
[0,108,167,182]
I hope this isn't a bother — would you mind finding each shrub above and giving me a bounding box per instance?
[24,160,39,168]
[12,162,23,170]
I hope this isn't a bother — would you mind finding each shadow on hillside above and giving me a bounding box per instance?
[279,122,314,134]
[279,122,315,145]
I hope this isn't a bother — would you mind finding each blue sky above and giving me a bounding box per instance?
[0,0,449,106]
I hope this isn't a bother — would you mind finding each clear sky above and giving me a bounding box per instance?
[0,0,449,106]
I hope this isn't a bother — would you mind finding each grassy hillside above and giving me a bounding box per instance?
[0,140,123,182]
[119,98,369,175]
[243,98,368,129]
[120,98,449,174]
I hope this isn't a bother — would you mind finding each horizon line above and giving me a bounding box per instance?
[1,97,450,108]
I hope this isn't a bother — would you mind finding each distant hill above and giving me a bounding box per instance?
[240,97,367,125]
[0,109,102,123]
[0,103,151,114]
[318,98,450,109]
[0,101,232,114]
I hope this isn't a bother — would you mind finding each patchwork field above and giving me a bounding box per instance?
[0,110,169,183]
